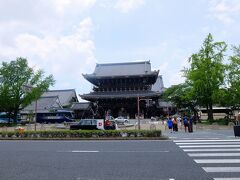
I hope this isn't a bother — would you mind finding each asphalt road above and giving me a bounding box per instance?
[0,140,211,180]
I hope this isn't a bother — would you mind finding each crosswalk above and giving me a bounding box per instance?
[174,138,240,180]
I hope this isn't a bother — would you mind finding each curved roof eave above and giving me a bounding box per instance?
[82,70,159,81]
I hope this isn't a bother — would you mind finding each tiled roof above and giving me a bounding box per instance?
[152,75,164,93]
[84,61,158,77]
[81,90,160,99]
[21,96,62,113]
[42,89,78,107]
[71,102,91,110]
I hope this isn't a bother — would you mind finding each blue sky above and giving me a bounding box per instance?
[0,0,240,100]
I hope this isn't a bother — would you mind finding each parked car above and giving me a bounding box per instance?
[0,112,20,123]
[114,116,129,124]
[0,117,14,123]
[70,119,104,130]
[0,118,8,123]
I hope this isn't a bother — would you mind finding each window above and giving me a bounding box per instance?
[92,120,97,125]
[82,120,92,125]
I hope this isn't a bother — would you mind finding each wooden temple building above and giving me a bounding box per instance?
[80,61,165,119]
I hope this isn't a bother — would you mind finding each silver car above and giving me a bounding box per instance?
[114,117,129,124]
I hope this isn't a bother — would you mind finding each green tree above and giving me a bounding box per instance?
[225,46,240,109]
[162,82,197,115]
[184,33,227,120]
[0,57,55,122]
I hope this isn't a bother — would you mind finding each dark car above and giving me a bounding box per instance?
[70,119,99,130]
[0,112,19,123]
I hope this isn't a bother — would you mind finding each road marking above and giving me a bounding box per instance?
[57,150,169,153]
[0,140,171,143]
[214,178,240,180]
[71,151,99,153]
[180,145,240,148]
[174,139,240,179]
[203,167,240,172]
[172,138,221,140]
[194,159,240,163]
[177,142,240,145]
[174,139,240,142]
[183,148,240,152]
[188,153,240,157]
[104,150,169,153]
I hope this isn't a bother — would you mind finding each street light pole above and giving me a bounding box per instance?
[137,97,152,130]
[137,96,140,130]
[22,84,37,131]
[34,99,37,131]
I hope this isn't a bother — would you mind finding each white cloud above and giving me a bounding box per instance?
[0,0,99,94]
[208,0,240,24]
[169,72,185,86]
[52,0,96,15]
[0,17,96,92]
[114,0,145,13]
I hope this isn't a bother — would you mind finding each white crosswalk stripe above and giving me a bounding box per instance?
[180,145,240,148]
[174,138,240,179]
[176,142,240,145]
[189,152,240,157]
[183,148,240,152]
[194,159,240,163]
[213,178,240,180]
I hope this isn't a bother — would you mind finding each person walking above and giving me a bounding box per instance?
[167,116,173,133]
[189,116,194,133]
[177,116,182,128]
[236,113,240,125]
[173,117,178,132]
[183,115,189,133]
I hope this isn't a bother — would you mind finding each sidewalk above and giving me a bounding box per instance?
[123,120,236,139]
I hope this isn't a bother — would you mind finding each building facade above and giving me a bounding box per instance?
[80,61,164,118]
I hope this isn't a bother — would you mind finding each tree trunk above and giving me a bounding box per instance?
[207,103,214,121]
[13,108,19,123]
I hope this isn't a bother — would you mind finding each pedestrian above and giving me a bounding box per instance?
[167,116,173,133]
[183,115,189,133]
[173,117,178,132]
[236,113,240,125]
[189,116,194,133]
[177,116,182,130]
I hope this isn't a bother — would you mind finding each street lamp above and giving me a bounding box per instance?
[137,96,152,130]
[22,84,37,131]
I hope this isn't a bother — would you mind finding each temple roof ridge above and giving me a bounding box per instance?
[95,60,150,67]
[83,60,159,78]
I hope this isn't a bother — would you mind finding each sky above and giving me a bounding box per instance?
[0,0,240,100]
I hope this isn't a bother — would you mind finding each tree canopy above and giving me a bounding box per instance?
[225,46,240,109]
[163,33,240,121]
[184,33,227,120]
[0,57,55,121]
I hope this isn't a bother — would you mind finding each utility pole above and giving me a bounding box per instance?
[22,84,37,131]
[137,96,152,130]
[34,100,37,131]
[137,96,140,130]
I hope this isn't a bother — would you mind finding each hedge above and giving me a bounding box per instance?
[0,130,162,139]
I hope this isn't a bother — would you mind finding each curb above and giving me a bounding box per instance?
[0,136,169,141]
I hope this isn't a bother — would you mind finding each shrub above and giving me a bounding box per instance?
[0,129,162,139]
